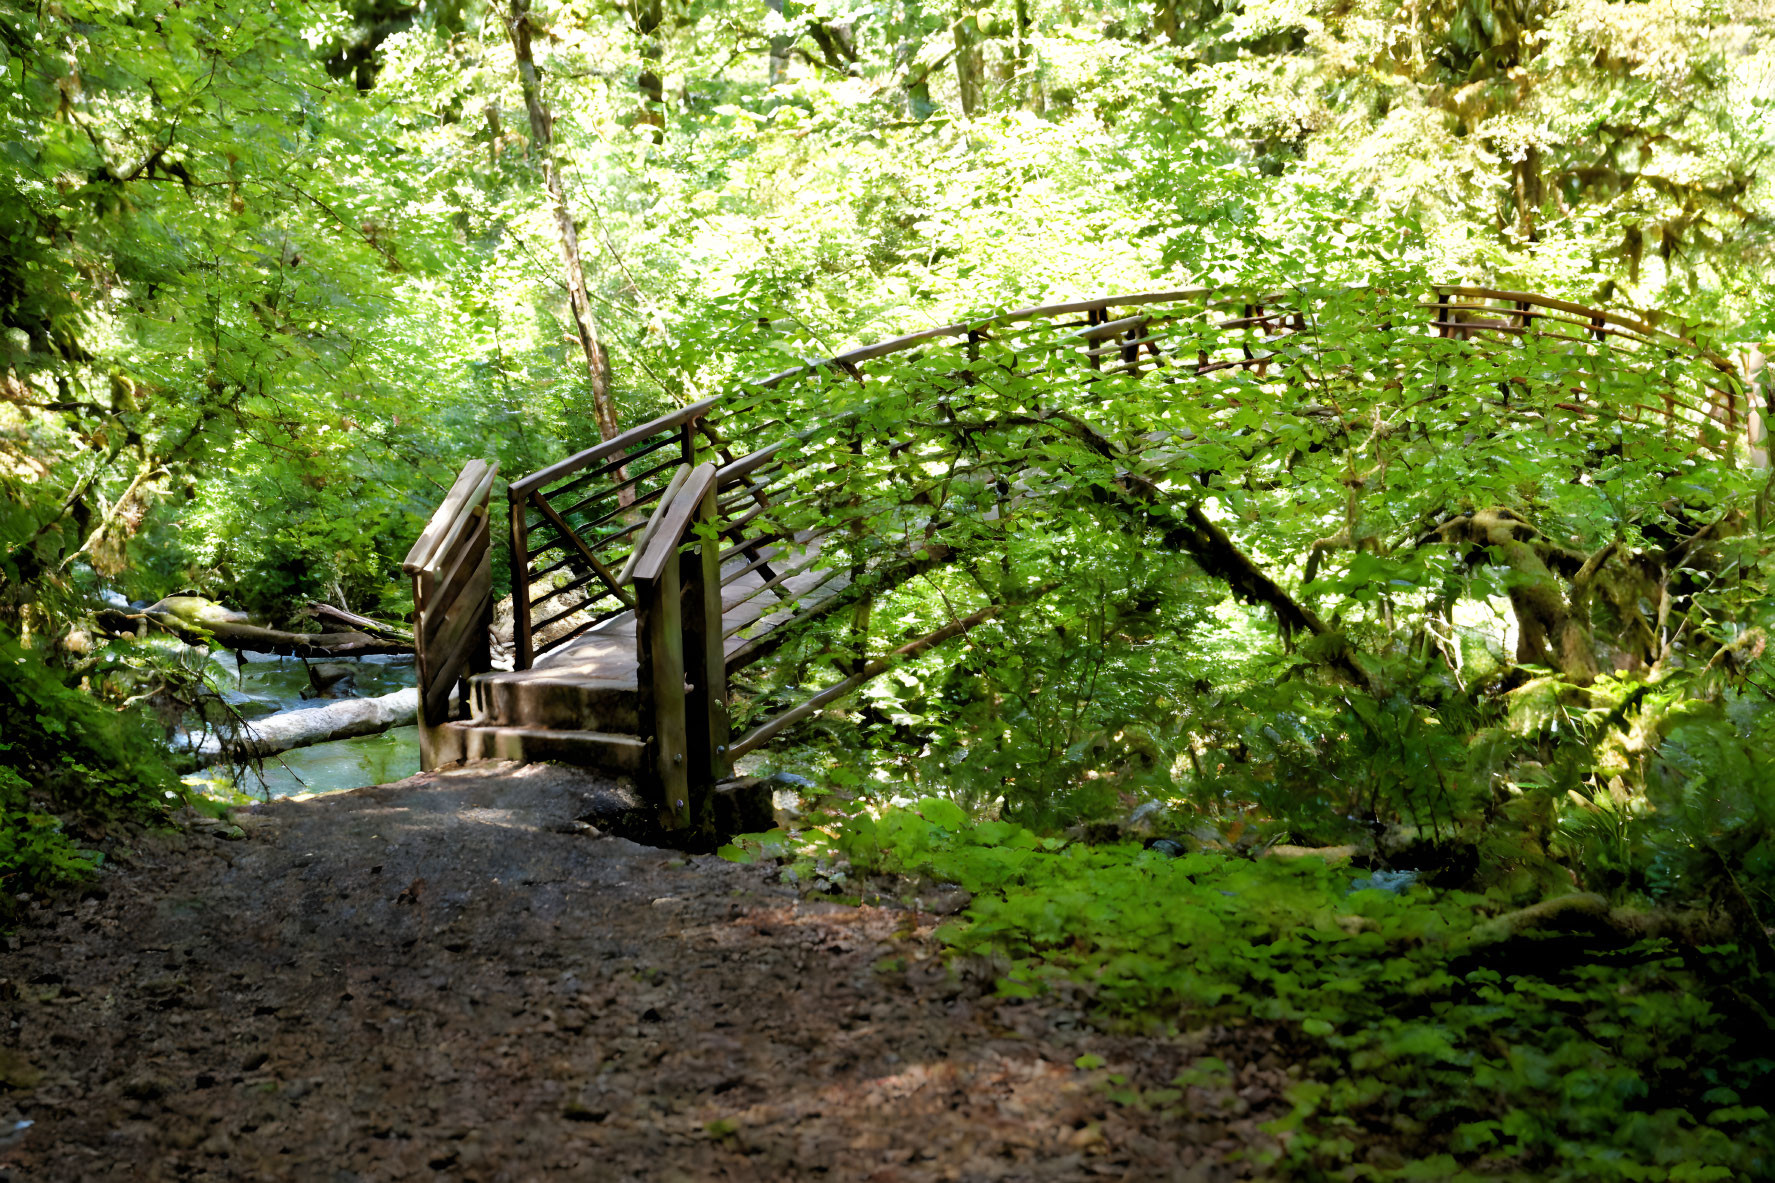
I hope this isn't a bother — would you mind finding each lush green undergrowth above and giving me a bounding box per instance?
[725,801,1774,1181]
[0,633,183,910]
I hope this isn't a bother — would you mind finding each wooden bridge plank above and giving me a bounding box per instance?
[481,538,849,699]
[420,499,488,603]
[427,563,493,688]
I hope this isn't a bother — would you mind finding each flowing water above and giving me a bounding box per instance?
[183,651,421,799]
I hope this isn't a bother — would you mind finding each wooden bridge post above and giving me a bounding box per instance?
[680,480,730,823]
[510,485,534,671]
[635,547,692,831]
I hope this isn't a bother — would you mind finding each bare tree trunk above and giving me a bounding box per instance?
[508,0,620,444]
[953,3,984,117]
[1153,0,1181,43]
[180,688,420,766]
[635,0,666,141]
[765,0,792,85]
[484,101,503,168]
[895,0,937,119]
[1514,144,1543,243]
[1016,0,1043,112]
[807,19,857,74]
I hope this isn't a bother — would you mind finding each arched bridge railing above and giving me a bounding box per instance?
[418,283,1757,828]
[506,286,1748,655]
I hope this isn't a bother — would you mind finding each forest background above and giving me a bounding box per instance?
[7,0,1771,624]
[4,0,1775,1176]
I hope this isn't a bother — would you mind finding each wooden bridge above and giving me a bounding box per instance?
[400,284,1760,840]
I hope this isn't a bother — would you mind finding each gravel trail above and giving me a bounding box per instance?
[0,762,1293,1181]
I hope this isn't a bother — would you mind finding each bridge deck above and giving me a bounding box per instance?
[503,536,846,692]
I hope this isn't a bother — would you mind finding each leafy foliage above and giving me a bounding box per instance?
[709,265,1775,936]
[0,632,182,905]
[727,804,1775,1179]
[6,0,1770,620]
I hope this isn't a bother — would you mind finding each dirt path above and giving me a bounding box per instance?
[0,763,1297,1181]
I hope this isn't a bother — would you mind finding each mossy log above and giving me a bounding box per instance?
[144,596,413,658]
[1456,892,1737,952]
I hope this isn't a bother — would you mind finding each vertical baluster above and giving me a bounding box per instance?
[1253,304,1269,379]
[1588,319,1615,413]
[511,486,534,671]
[845,422,869,677]
[470,496,493,720]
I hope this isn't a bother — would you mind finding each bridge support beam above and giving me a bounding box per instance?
[634,463,728,837]
[682,479,731,823]
[636,551,690,830]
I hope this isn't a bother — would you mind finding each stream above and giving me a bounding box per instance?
[183,651,420,799]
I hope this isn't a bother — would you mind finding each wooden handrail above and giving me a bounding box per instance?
[742,291,1219,392]
[1431,285,1736,369]
[511,283,1744,517]
[633,464,718,583]
[507,397,719,499]
[510,411,704,668]
[404,460,495,574]
[715,439,790,487]
[528,285,1744,507]
[615,463,692,586]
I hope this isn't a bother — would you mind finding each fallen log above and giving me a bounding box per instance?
[1455,891,1741,953]
[143,596,414,658]
[1261,843,1364,866]
[182,687,419,765]
[299,601,415,643]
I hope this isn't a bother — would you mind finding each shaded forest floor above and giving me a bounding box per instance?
[0,763,1312,1182]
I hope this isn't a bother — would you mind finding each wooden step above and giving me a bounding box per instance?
[451,723,645,772]
[471,672,639,732]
